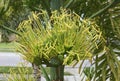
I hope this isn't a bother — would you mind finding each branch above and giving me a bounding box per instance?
[1,25,21,36]
[89,0,119,19]
[64,0,73,8]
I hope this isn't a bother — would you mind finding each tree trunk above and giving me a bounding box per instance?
[50,65,64,81]
[32,64,41,81]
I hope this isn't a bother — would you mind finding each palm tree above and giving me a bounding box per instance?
[22,0,120,81]
[17,10,101,81]
[1,0,120,81]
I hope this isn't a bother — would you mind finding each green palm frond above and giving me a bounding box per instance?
[0,0,10,16]
[94,46,120,81]
[91,1,120,81]
[109,3,120,39]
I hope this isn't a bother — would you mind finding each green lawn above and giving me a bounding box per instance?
[0,42,17,52]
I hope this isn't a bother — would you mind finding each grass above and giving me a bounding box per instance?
[0,66,32,74]
[0,66,72,81]
[0,42,17,52]
[0,66,72,75]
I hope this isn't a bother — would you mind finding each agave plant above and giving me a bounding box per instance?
[16,9,102,81]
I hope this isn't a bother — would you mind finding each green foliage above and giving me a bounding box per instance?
[0,0,28,42]
[22,0,42,11]
[6,67,35,81]
[1,0,120,80]
[17,10,101,66]
[92,1,120,81]
[83,67,95,81]
[0,42,15,49]
[15,9,102,81]
[0,66,32,74]
[0,0,11,42]
[109,3,120,40]
[0,0,10,17]
[94,46,120,81]
[40,65,50,81]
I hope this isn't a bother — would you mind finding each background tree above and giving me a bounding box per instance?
[0,0,28,42]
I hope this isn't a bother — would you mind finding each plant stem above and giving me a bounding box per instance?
[50,65,64,81]
[32,64,41,81]
[0,25,21,36]
[40,65,50,81]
